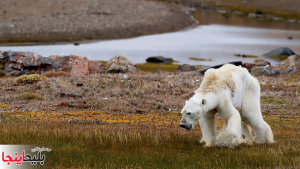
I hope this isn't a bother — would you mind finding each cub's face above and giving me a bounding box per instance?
[179,98,207,130]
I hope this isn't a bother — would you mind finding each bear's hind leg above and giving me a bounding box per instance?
[242,88,275,144]
[241,121,253,145]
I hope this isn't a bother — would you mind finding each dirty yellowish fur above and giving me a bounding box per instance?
[196,64,242,97]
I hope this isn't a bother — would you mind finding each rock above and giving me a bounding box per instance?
[50,55,104,76]
[76,83,83,87]
[146,56,173,63]
[287,36,293,40]
[177,64,196,72]
[2,51,50,76]
[279,55,300,67]
[50,55,89,76]
[1,51,104,76]
[197,61,243,75]
[106,55,138,73]
[256,9,262,14]
[60,92,82,98]
[88,60,104,74]
[278,55,300,74]
[250,66,280,76]
[263,47,295,58]
[242,61,270,72]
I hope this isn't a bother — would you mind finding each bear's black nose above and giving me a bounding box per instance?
[179,124,186,128]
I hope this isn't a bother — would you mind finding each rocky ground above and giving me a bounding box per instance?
[0,0,195,44]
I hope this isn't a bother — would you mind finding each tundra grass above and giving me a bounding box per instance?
[0,115,299,169]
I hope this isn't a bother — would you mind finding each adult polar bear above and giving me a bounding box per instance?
[179,64,274,147]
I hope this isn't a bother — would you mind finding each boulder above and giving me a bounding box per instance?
[250,66,280,76]
[278,55,300,74]
[106,55,138,73]
[177,64,196,72]
[88,60,104,74]
[51,55,105,76]
[263,47,295,58]
[2,51,51,76]
[146,56,173,63]
[1,51,104,76]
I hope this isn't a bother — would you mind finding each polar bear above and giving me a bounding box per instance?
[179,64,274,147]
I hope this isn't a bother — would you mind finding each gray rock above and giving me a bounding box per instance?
[60,92,82,99]
[263,47,295,58]
[106,55,138,73]
[250,66,280,76]
[177,64,196,72]
[146,56,173,63]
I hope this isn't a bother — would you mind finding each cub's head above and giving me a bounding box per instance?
[179,97,207,130]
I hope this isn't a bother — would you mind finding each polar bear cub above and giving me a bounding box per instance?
[179,64,274,147]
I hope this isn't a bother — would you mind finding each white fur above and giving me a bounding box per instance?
[179,64,275,147]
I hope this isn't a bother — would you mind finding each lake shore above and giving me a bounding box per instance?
[0,0,195,44]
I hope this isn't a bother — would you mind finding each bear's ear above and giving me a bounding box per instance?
[201,99,207,105]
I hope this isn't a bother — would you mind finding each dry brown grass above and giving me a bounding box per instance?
[42,71,72,77]
[0,72,202,113]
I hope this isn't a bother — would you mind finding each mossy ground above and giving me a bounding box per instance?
[269,55,300,61]
[1,72,300,168]
[98,61,205,72]
[189,57,212,61]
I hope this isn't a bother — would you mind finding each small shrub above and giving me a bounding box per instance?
[43,71,71,77]
[16,74,46,84]
[21,92,43,100]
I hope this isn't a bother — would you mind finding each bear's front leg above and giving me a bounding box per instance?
[216,102,242,147]
[199,110,217,147]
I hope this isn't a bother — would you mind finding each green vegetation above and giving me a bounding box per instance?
[136,62,180,72]
[98,60,108,66]
[234,54,258,58]
[219,5,300,21]
[244,55,258,58]
[16,74,46,84]
[189,57,212,61]
[270,55,300,61]
[254,59,265,63]
[261,98,288,104]
[136,62,205,72]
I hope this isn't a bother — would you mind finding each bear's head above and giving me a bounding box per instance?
[179,94,208,130]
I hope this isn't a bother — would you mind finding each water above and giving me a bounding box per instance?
[1,9,300,66]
